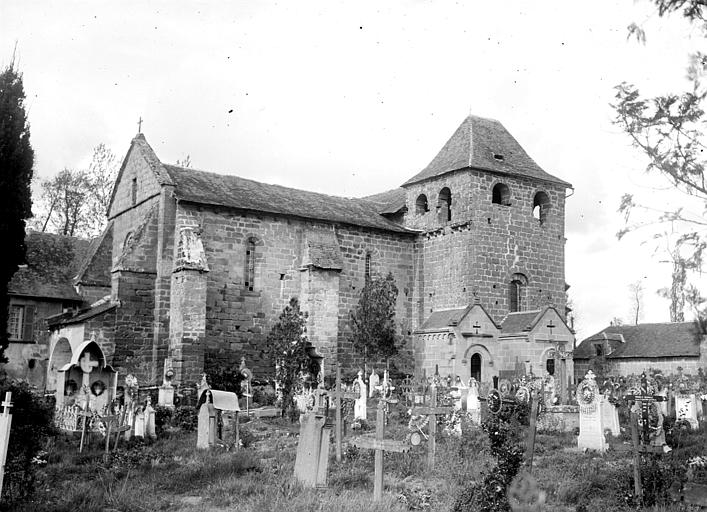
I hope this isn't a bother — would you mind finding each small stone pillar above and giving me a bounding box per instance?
[353,371,367,421]
[197,392,217,449]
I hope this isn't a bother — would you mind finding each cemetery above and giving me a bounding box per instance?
[1,356,707,511]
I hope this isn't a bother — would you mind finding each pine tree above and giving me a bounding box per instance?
[263,298,314,419]
[349,272,400,366]
[0,61,34,362]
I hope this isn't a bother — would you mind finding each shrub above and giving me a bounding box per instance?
[154,405,174,436]
[0,379,56,505]
[172,405,198,432]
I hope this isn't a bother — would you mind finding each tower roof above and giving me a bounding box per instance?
[402,115,571,188]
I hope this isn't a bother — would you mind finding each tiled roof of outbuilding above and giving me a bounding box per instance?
[9,232,90,301]
[402,115,572,188]
[164,165,413,233]
[574,322,702,359]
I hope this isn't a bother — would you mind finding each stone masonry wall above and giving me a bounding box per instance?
[173,203,415,379]
[404,170,567,327]
[111,270,156,383]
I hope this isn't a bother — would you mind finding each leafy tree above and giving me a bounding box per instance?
[0,60,34,363]
[263,297,315,420]
[613,0,707,322]
[349,272,400,365]
[30,143,117,238]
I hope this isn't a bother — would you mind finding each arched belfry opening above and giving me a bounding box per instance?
[415,194,429,214]
[492,183,511,206]
[438,187,452,222]
[532,191,551,224]
[509,273,528,313]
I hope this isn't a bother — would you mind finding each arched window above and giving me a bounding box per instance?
[492,183,511,206]
[365,252,371,281]
[546,358,555,376]
[509,273,528,313]
[131,177,137,206]
[415,194,429,214]
[245,238,256,291]
[123,232,133,249]
[532,191,551,224]
[438,187,452,222]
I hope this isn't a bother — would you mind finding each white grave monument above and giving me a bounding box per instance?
[466,377,481,425]
[369,369,380,398]
[353,371,367,421]
[158,358,175,408]
[599,396,620,437]
[676,393,699,429]
[576,370,607,452]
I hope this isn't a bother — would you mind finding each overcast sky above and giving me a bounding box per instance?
[2,1,705,340]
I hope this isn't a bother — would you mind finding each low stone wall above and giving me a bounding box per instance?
[537,405,579,433]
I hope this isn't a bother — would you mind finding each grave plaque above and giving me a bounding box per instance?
[576,371,606,452]
[293,408,331,487]
[676,394,699,429]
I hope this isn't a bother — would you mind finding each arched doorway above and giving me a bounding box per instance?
[470,353,482,382]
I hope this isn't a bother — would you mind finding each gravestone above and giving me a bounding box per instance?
[197,393,217,449]
[133,408,146,438]
[576,370,606,452]
[353,371,367,420]
[144,397,156,439]
[293,390,332,488]
[466,377,481,425]
[369,369,380,398]
[600,397,620,437]
[676,393,699,429]
[158,358,175,408]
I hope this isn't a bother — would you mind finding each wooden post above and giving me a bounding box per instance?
[411,385,453,471]
[525,391,539,473]
[0,392,13,499]
[333,362,358,463]
[374,400,384,501]
[349,398,409,501]
[630,411,643,503]
[234,411,240,450]
[336,363,342,463]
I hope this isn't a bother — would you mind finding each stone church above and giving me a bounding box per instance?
[45,114,575,393]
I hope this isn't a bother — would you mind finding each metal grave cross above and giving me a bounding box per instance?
[79,352,99,389]
[624,374,668,450]
[334,362,362,462]
[350,399,409,501]
[411,385,453,470]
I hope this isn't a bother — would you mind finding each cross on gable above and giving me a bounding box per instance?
[79,352,99,374]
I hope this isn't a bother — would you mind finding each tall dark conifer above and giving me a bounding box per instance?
[0,61,34,362]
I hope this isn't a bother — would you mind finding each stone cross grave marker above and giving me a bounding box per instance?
[334,363,360,462]
[0,393,12,498]
[410,385,453,471]
[350,398,410,501]
[79,352,99,389]
[576,370,606,453]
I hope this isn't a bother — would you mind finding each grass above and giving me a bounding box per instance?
[4,408,707,511]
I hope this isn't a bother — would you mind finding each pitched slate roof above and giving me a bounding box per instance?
[74,222,113,287]
[419,307,472,331]
[362,188,407,215]
[47,301,117,327]
[163,164,412,233]
[402,115,572,188]
[500,310,545,333]
[9,232,90,301]
[574,322,702,359]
